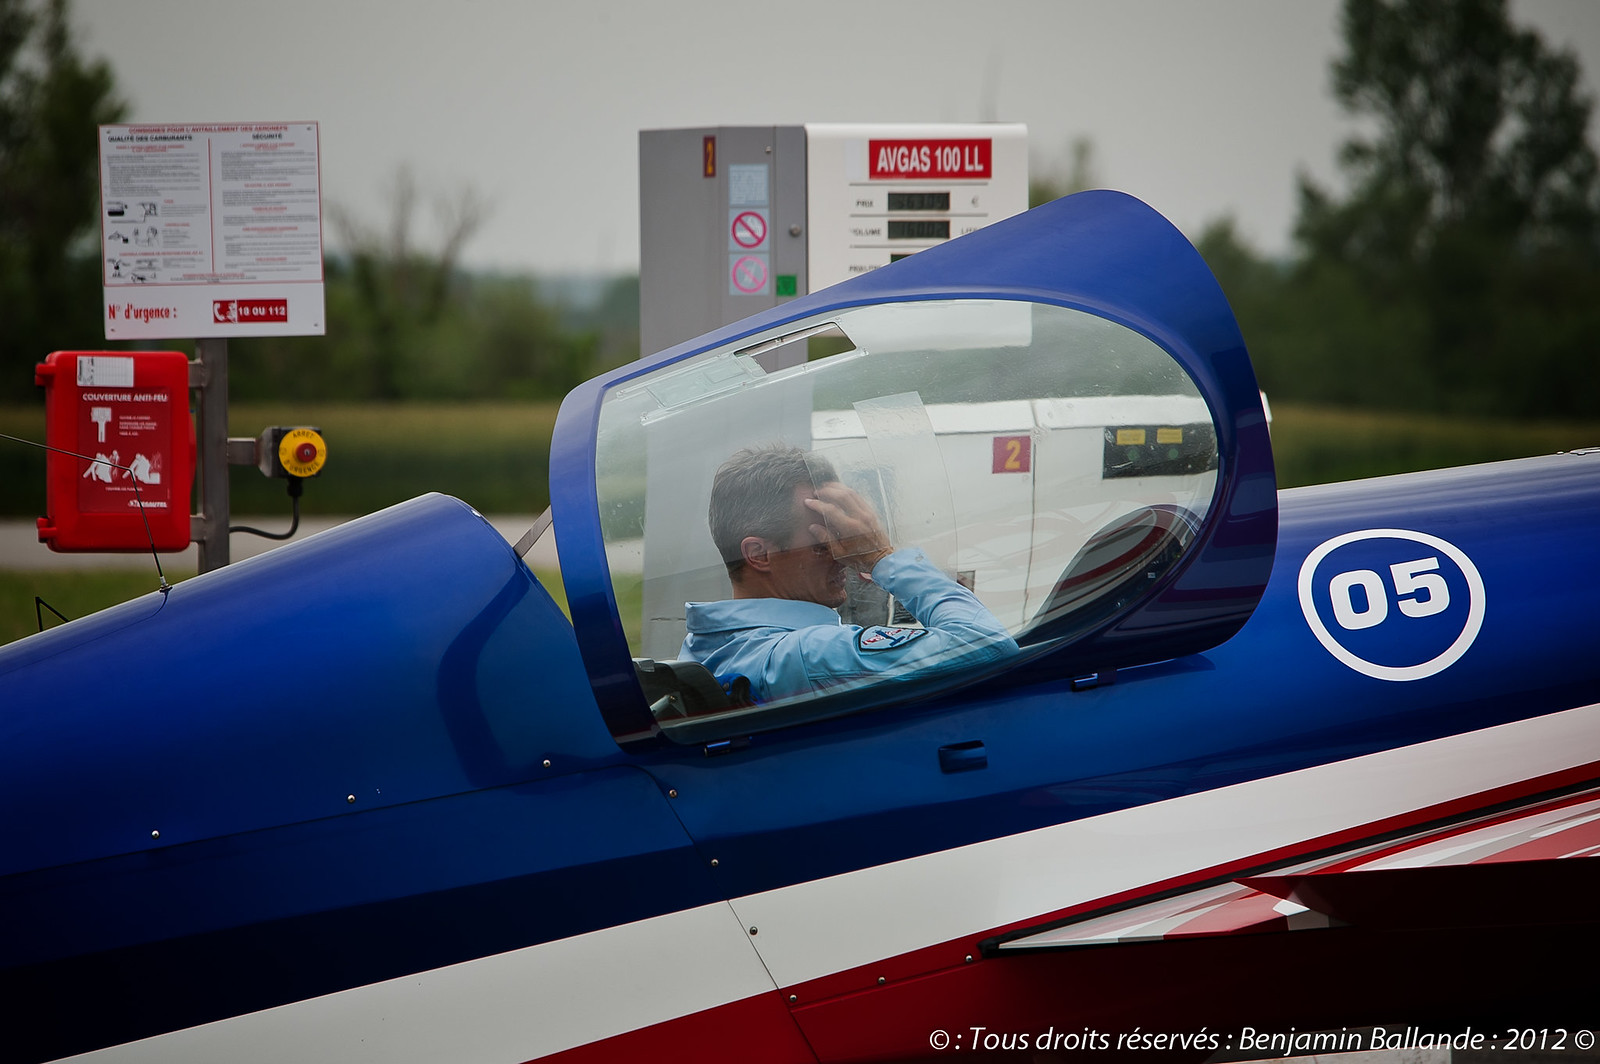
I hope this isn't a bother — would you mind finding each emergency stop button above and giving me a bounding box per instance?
[278,428,327,478]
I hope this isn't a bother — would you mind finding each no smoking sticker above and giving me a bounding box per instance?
[730,254,769,295]
[730,209,769,250]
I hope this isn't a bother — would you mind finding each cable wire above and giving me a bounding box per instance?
[229,476,303,540]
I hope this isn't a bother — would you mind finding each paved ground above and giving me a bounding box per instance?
[0,514,559,573]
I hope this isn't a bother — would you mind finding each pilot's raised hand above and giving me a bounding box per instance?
[805,482,893,574]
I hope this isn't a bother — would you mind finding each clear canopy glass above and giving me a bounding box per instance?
[594,299,1220,737]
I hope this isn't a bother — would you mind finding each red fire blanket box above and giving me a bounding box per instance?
[35,350,194,552]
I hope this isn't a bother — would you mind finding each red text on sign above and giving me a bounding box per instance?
[213,299,289,324]
[868,139,992,180]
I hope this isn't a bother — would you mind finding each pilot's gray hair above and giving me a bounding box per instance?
[709,444,838,580]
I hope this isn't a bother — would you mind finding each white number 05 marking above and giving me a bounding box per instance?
[1329,556,1450,631]
[1297,529,1486,682]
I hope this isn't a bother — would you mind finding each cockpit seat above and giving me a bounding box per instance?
[635,658,754,720]
[1016,505,1198,646]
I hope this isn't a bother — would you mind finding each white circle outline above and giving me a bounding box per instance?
[1296,528,1486,682]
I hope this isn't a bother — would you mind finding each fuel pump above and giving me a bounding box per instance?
[639,123,1029,354]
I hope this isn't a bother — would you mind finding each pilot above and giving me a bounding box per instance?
[681,444,1019,703]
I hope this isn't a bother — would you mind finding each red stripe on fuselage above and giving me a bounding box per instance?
[537,990,816,1063]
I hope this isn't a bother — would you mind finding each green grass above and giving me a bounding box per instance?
[6,400,1597,517]
[0,565,572,648]
[1266,402,1600,488]
[1,401,561,518]
[7,400,1598,514]
[0,569,180,646]
[4,400,1596,648]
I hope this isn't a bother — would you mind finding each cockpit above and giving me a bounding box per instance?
[543,191,1275,749]
[584,297,1221,740]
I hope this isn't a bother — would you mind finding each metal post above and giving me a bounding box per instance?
[194,337,230,573]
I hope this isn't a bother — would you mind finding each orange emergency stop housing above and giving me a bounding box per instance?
[35,350,194,552]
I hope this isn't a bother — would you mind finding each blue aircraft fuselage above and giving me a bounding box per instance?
[4,190,1596,1063]
[3,449,1597,1062]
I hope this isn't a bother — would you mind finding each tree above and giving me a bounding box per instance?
[1293,0,1600,416]
[0,0,125,401]
[1304,0,1598,263]
[234,168,606,403]
[324,166,489,400]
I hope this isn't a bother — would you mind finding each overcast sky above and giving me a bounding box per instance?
[75,0,1600,275]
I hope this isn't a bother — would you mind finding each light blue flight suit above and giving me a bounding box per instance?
[680,548,1019,704]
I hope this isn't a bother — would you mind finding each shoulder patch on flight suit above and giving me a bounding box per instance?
[858,625,928,652]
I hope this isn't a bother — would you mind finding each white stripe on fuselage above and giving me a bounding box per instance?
[727,701,1600,989]
[63,901,775,1064]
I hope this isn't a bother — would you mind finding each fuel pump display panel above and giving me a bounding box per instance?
[887,192,952,212]
[805,123,1028,288]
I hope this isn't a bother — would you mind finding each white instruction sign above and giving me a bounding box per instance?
[99,122,326,339]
